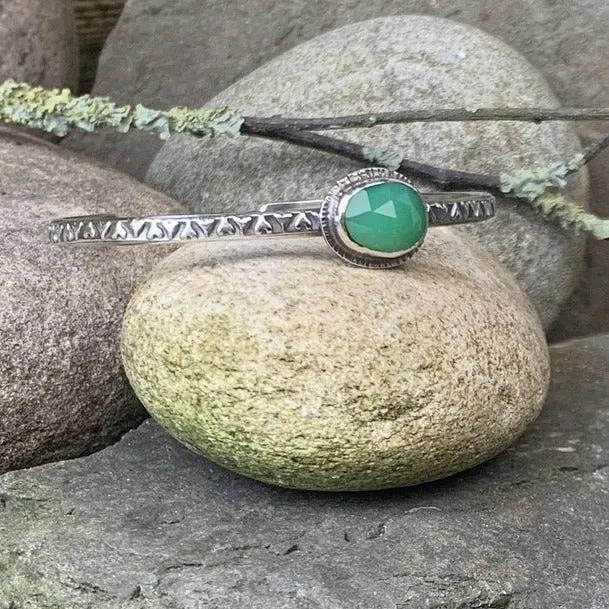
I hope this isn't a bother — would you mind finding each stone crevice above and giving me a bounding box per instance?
[58,575,112,599]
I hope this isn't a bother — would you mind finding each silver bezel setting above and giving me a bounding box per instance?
[319,167,427,269]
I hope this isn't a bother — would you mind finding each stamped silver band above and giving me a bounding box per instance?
[48,168,495,268]
[48,196,495,244]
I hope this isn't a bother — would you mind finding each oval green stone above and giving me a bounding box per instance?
[343,181,428,253]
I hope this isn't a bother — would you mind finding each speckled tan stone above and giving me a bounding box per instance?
[122,231,550,491]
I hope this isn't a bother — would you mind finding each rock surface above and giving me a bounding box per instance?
[146,16,586,330]
[0,128,182,473]
[121,229,549,491]
[0,0,79,90]
[550,132,609,341]
[62,0,609,182]
[0,335,607,608]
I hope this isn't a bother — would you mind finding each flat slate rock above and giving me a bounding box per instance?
[1,336,608,608]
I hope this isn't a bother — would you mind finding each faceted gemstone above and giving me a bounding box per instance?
[343,181,428,253]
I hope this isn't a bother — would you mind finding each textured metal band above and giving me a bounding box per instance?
[48,195,494,245]
[425,193,496,226]
[48,209,321,245]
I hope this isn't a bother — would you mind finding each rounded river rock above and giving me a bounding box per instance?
[122,233,550,491]
[65,0,609,187]
[146,16,588,331]
[0,0,78,90]
[0,128,182,473]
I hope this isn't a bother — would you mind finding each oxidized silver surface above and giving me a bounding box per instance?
[48,209,322,245]
[48,167,495,268]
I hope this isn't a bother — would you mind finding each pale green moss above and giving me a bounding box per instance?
[0,79,243,139]
[499,153,586,201]
[527,192,609,239]
[362,144,403,170]
[497,153,609,236]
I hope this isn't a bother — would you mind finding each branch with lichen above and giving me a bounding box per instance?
[2,78,609,239]
[524,193,609,239]
[0,79,244,138]
[499,154,609,239]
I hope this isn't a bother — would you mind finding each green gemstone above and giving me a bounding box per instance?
[343,181,428,253]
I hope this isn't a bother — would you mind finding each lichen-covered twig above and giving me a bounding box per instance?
[499,154,586,201]
[247,122,605,240]
[498,154,609,239]
[0,79,243,138]
[2,79,609,239]
[527,193,609,239]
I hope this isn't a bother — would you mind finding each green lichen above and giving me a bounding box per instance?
[527,192,609,239]
[499,153,585,202]
[362,144,403,170]
[0,79,243,140]
[499,153,609,237]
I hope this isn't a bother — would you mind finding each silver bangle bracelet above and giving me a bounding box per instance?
[48,167,495,269]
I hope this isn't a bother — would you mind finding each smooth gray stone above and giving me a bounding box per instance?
[0,128,182,473]
[550,135,609,341]
[0,0,78,90]
[146,16,587,331]
[62,0,609,182]
[1,335,608,608]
